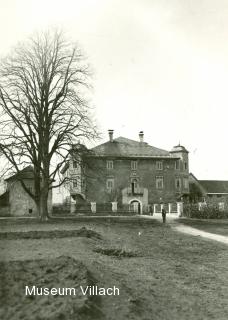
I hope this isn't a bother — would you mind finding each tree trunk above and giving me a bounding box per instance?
[39,153,50,221]
[37,188,49,221]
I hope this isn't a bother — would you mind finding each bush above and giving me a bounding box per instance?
[183,203,228,219]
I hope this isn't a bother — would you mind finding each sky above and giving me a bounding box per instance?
[0,0,228,179]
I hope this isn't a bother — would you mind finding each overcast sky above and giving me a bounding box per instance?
[0,0,228,179]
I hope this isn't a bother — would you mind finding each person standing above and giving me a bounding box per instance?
[149,205,153,216]
[161,207,166,223]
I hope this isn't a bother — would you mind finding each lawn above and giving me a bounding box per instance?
[1,219,228,320]
[178,218,228,236]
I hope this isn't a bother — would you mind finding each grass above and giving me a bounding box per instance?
[178,218,228,236]
[1,220,228,319]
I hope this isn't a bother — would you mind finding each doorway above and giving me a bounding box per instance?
[129,199,142,214]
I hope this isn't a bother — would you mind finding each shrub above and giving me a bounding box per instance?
[183,203,228,219]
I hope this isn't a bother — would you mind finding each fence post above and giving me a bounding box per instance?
[168,203,172,214]
[91,202,96,213]
[153,204,157,214]
[70,198,76,214]
[177,202,183,217]
[111,202,117,213]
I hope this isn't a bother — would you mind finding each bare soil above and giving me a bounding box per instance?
[0,226,102,240]
[0,256,103,320]
[1,220,228,320]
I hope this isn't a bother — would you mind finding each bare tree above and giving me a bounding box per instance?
[0,29,98,220]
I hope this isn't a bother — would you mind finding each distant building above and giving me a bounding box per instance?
[189,173,228,206]
[0,166,52,216]
[52,184,70,205]
[62,130,190,213]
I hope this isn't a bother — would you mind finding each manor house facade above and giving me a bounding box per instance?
[62,130,189,214]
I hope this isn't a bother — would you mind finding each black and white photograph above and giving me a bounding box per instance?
[0,1,228,319]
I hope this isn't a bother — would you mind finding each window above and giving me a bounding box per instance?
[106,178,114,192]
[131,179,138,194]
[107,160,113,170]
[175,177,181,189]
[175,160,180,170]
[73,179,77,188]
[183,178,188,189]
[73,161,78,169]
[156,161,163,170]
[156,176,164,189]
[131,161,137,170]
[184,162,188,170]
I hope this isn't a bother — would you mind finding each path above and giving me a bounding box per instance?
[173,223,228,245]
[141,214,228,245]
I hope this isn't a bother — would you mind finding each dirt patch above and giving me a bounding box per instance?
[1,221,228,319]
[94,247,139,258]
[0,227,102,240]
[0,256,103,320]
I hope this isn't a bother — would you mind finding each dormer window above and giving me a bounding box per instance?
[131,161,137,170]
[107,160,113,170]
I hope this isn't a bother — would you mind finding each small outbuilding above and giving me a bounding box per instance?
[0,166,52,216]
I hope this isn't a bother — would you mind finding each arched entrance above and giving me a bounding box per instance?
[129,199,142,214]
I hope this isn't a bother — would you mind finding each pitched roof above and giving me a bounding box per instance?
[5,166,34,181]
[91,137,177,158]
[189,172,199,182]
[198,180,228,194]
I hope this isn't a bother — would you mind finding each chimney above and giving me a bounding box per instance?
[139,131,144,143]
[108,129,114,142]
